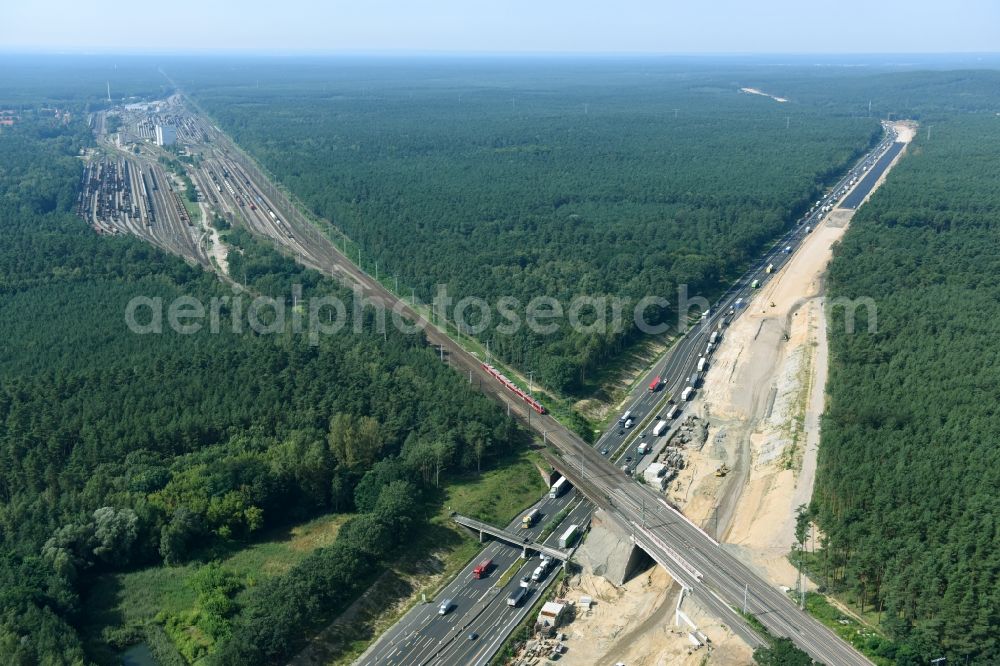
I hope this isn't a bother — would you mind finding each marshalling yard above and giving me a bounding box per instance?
[79,95,349,280]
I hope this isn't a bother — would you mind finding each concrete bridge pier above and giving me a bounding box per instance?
[574,509,655,586]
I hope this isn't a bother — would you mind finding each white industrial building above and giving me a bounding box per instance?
[155,125,176,146]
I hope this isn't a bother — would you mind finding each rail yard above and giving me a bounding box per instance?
[79,95,356,277]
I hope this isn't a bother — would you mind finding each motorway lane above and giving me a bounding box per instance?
[841,141,906,209]
[307,126,892,665]
[360,490,587,666]
[599,128,900,471]
[436,499,593,666]
[373,539,514,666]
[529,131,902,665]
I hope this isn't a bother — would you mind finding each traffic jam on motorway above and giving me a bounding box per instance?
[363,475,588,666]
[593,123,900,472]
[367,125,900,666]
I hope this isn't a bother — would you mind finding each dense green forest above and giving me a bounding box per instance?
[0,111,520,663]
[4,57,1000,664]
[0,55,170,108]
[171,61,881,393]
[815,113,1000,664]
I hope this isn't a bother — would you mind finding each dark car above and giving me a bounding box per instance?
[468,632,478,640]
[602,448,609,455]
[625,455,633,463]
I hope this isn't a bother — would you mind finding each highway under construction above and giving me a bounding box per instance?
[80,90,904,666]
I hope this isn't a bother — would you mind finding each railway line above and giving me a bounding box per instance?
[82,93,894,665]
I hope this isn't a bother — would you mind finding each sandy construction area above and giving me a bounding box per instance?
[557,567,753,666]
[526,121,916,664]
[675,121,916,585]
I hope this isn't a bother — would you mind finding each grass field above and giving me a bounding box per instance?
[81,449,548,665]
[80,513,349,665]
[439,448,548,525]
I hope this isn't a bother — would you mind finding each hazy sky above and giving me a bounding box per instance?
[3,0,998,54]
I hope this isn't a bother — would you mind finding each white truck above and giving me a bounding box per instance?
[549,476,568,499]
[531,564,547,582]
[507,586,528,607]
[624,418,634,429]
[681,386,694,401]
[637,442,649,455]
[438,598,454,615]
[652,419,668,436]
[697,357,707,372]
[559,524,580,549]
[666,405,679,419]
[709,331,719,344]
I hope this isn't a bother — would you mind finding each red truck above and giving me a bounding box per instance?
[649,376,661,392]
[472,558,492,579]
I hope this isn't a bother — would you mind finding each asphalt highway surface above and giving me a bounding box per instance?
[359,493,592,666]
[155,89,894,665]
[600,127,900,474]
[841,141,906,209]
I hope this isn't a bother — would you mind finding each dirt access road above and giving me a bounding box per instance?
[550,121,916,665]
[679,120,916,585]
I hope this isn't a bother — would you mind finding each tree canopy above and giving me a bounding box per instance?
[816,112,1000,664]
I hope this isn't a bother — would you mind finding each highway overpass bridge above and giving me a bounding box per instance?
[451,513,573,561]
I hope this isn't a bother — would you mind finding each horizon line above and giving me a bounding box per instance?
[2,48,1000,59]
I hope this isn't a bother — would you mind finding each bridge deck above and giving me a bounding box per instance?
[450,513,573,561]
